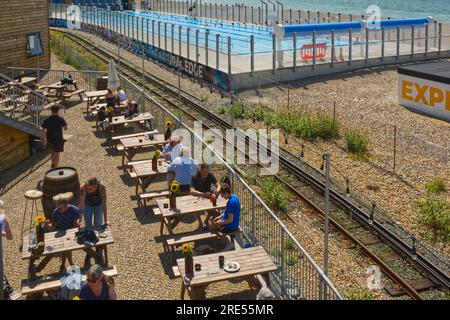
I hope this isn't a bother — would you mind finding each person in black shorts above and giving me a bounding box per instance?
[41,105,68,168]
[190,163,222,228]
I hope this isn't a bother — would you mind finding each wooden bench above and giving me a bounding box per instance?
[20,265,118,296]
[111,130,159,142]
[138,190,170,207]
[62,88,86,100]
[165,229,242,262]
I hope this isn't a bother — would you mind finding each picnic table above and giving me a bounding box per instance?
[176,246,277,300]
[120,133,168,165]
[85,90,108,114]
[8,77,37,86]
[131,159,170,194]
[21,227,114,281]
[42,80,84,101]
[156,195,228,235]
[106,112,154,139]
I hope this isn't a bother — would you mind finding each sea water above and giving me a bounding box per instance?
[206,0,450,22]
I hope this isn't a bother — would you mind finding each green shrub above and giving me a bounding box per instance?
[311,115,340,139]
[425,178,447,194]
[218,106,228,115]
[345,131,369,155]
[285,256,296,266]
[231,103,245,119]
[417,195,450,243]
[260,177,290,211]
[284,238,296,250]
[271,249,282,259]
[252,105,266,121]
[345,288,374,300]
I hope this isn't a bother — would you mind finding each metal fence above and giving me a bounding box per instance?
[6,65,342,299]
[50,3,450,77]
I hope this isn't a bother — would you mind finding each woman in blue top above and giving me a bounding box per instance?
[79,265,117,300]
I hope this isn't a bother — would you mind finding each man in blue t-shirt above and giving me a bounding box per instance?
[211,184,241,233]
[47,197,80,274]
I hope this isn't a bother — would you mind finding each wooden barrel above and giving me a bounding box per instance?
[41,167,80,219]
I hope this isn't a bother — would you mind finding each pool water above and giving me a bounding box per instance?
[82,10,349,55]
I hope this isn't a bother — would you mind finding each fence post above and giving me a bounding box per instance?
[381,27,385,61]
[164,22,168,50]
[227,36,232,76]
[433,20,438,48]
[438,23,442,54]
[195,29,199,64]
[425,23,429,56]
[158,21,161,48]
[338,13,341,22]
[293,32,297,72]
[330,30,335,68]
[348,28,352,66]
[393,125,397,174]
[216,34,220,70]
[171,24,175,53]
[280,229,286,296]
[205,30,209,66]
[179,25,182,56]
[411,25,415,59]
[251,194,256,244]
[396,26,400,59]
[250,35,255,76]
[152,20,155,46]
[365,27,369,63]
[187,27,190,60]
[272,33,276,74]
[312,31,316,70]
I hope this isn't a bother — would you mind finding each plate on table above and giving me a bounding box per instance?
[223,261,240,273]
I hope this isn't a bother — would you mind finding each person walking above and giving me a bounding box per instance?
[41,105,68,168]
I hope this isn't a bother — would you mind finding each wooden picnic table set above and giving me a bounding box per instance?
[153,194,277,300]
[40,80,86,101]
[120,133,168,166]
[105,112,155,139]
[20,227,115,296]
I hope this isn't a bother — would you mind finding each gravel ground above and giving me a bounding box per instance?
[0,54,259,300]
[63,29,449,258]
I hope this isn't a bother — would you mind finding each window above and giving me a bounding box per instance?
[26,32,44,57]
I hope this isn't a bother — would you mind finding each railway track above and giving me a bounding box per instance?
[54,28,450,300]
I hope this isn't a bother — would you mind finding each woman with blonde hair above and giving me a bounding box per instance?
[79,264,117,300]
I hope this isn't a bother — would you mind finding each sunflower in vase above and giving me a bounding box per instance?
[34,215,46,243]
[181,243,194,275]
[151,149,161,171]
[169,179,180,208]
[164,120,173,140]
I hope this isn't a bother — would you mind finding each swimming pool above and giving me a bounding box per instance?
[81,10,350,55]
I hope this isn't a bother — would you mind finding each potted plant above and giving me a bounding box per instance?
[152,149,160,171]
[169,179,180,209]
[181,243,194,276]
[164,120,173,140]
[34,215,46,243]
